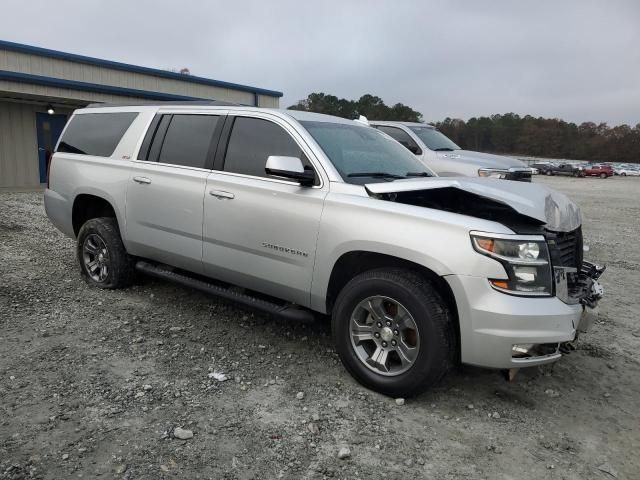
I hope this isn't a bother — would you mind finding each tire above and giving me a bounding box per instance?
[573,171,579,177]
[600,173,607,179]
[545,170,553,176]
[77,217,135,289]
[621,173,626,176]
[332,268,454,397]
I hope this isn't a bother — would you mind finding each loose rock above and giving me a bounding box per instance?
[338,447,351,459]
[173,427,194,440]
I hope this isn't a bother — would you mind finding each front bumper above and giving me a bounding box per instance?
[445,264,603,369]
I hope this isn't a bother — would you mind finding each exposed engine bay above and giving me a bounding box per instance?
[371,187,546,234]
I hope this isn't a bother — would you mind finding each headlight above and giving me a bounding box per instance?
[478,168,509,179]
[471,233,552,296]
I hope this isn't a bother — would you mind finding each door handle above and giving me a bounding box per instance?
[133,176,152,185]
[209,190,235,199]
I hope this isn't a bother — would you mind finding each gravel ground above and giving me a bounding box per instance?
[1,176,639,480]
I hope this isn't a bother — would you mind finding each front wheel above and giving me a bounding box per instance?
[77,217,135,289]
[332,268,454,397]
[600,173,607,179]
[545,170,553,176]
[621,172,627,176]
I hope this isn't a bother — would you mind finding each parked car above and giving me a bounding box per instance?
[369,121,533,181]
[541,163,585,177]
[615,166,640,176]
[583,164,614,178]
[45,104,604,396]
[530,162,556,175]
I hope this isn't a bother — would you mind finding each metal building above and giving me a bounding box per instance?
[0,40,283,188]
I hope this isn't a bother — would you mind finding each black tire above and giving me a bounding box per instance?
[600,172,607,179]
[77,217,135,289]
[573,171,579,177]
[332,268,454,397]
[621,172,626,176]
[545,170,553,176]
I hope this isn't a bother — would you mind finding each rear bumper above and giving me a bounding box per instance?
[445,274,598,369]
[44,188,75,238]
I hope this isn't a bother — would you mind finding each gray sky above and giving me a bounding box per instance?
[2,0,639,125]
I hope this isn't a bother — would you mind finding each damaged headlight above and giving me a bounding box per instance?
[478,168,509,179]
[470,233,553,296]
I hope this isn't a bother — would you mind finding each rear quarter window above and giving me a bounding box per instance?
[56,112,138,157]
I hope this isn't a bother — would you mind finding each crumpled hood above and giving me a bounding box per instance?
[437,150,528,169]
[365,177,581,232]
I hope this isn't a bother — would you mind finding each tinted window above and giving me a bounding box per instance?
[57,112,138,157]
[158,115,219,168]
[377,126,417,149]
[224,117,313,181]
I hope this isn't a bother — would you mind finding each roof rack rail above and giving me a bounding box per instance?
[85,100,243,108]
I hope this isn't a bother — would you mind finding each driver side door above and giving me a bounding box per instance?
[202,114,327,307]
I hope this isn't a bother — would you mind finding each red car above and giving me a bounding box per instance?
[583,164,614,178]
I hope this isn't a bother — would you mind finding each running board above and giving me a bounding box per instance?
[135,260,315,323]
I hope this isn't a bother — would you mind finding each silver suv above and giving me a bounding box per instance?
[45,104,604,396]
[370,121,533,181]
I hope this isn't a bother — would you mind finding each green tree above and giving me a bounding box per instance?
[288,92,423,122]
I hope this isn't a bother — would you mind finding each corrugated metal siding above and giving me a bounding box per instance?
[0,50,275,106]
[0,101,73,188]
[0,101,38,187]
[257,95,279,108]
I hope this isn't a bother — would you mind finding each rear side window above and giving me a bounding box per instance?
[223,117,313,180]
[157,115,220,168]
[57,112,138,157]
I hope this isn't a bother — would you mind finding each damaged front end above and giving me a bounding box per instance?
[365,177,606,368]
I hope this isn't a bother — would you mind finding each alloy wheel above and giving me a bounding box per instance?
[82,234,110,282]
[349,295,420,376]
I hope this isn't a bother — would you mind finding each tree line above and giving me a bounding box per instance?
[288,93,639,163]
[288,92,423,122]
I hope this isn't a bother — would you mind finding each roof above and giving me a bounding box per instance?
[284,110,360,125]
[369,120,435,128]
[0,39,283,98]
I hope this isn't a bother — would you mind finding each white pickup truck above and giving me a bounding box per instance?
[45,103,604,396]
[370,121,533,181]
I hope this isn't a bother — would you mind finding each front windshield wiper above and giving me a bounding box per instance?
[405,172,431,177]
[347,172,405,180]
[433,147,455,151]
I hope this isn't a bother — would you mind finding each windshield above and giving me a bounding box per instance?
[300,121,435,185]
[408,127,460,151]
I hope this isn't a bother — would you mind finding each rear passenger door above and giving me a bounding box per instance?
[202,113,327,307]
[125,111,225,273]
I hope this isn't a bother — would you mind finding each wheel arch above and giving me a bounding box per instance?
[323,250,460,357]
[72,193,122,237]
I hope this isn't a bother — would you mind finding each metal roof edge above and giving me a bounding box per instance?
[0,39,284,98]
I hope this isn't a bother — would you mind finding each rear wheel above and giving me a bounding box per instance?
[621,172,626,176]
[77,217,134,289]
[545,170,553,176]
[600,172,607,179]
[332,268,454,397]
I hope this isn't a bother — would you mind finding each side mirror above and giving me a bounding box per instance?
[408,144,422,155]
[400,141,422,156]
[265,156,316,186]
